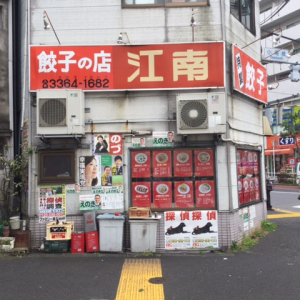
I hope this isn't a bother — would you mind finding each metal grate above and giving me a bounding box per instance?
[39,98,67,127]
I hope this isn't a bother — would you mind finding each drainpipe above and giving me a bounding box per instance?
[220,0,233,213]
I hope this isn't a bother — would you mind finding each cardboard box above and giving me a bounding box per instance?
[129,207,151,219]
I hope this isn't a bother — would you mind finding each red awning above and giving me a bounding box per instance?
[264,149,294,156]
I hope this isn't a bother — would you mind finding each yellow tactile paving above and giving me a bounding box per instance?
[268,208,300,219]
[115,259,165,300]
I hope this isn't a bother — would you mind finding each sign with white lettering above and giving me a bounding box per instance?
[30,43,225,91]
[232,45,268,104]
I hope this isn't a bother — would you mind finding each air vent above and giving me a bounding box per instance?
[178,100,208,129]
[39,98,67,127]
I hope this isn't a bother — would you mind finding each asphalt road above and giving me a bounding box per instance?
[1,187,299,300]
[271,185,300,212]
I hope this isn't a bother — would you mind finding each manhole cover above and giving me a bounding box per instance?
[148,277,165,284]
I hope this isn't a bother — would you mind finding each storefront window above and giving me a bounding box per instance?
[130,148,216,210]
[123,0,209,8]
[39,150,76,184]
[230,0,255,34]
[236,149,261,206]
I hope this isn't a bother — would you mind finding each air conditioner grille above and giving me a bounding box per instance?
[179,100,208,129]
[39,98,66,127]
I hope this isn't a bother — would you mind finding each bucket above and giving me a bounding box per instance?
[10,218,21,230]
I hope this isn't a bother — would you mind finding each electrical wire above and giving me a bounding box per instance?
[260,0,290,26]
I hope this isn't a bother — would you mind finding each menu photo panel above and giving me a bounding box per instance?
[153,181,173,208]
[132,182,151,207]
[131,151,151,178]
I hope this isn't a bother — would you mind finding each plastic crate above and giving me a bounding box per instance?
[44,239,71,253]
[46,221,74,240]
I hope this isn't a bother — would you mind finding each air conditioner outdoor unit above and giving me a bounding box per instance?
[176,93,226,134]
[37,90,85,135]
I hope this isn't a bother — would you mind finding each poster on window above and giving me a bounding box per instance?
[243,178,250,203]
[153,181,173,208]
[237,150,243,177]
[195,180,215,208]
[174,150,193,177]
[39,185,66,222]
[174,181,194,208]
[195,149,214,177]
[79,186,124,210]
[153,151,172,178]
[164,211,218,249]
[131,151,151,178]
[238,179,244,205]
[253,152,259,174]
[248,152,254,175]
[241,151,248,175]
[132,182,151,207]
[255,177,260,200]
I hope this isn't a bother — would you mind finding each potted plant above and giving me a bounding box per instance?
[0,144,32,226]
[2,221,10,237]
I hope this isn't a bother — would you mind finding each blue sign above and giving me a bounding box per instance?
[279,137,295,146]
[272,109,277,127]
[282,108,292,124]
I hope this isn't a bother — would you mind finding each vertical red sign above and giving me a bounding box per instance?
[153,151,172,178]
[174,150,193,177]
[153,181,172,208]
[249,178,255,201]
[237,150,243,177]
[174,181,194,208]
[248,152,254,175]
[253,152,259,175]
[241,151,248,175]
[132,182,151,207]
[243,178,250,203]
[109,134,123,155]
[195,180,215,208]
[255,177,260,200]
[131,151,151,178]
[238,179,244,205]
[195,150,214,177]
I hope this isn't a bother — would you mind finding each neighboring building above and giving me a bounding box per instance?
[0,0,18,220]
[260,0,300,176]
[19,0,268,250]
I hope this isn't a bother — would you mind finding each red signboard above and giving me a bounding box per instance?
[195,180,215,208]
[153,151,172,178]
[131,151,151,178]
[238,179,244,205]
[30,43,225,91]
[132,182,151,207]
[174,150,193,177]
[243,178,250,203]
[174,181,194,208]
[233,45,268,104]
[195,149,214,177]
[109,134,123,155]
[153,181,172,208]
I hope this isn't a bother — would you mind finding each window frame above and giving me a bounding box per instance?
[122,0,209,8]
[38,150,76,184]
[230,0,256,35]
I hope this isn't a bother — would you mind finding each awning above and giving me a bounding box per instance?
[263,116,273,136]
[264,149,294,155]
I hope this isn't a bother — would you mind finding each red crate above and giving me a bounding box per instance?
[71,232,85,254]
[85,231,99,253]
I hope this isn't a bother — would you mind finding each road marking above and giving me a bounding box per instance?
[293,205,300,208]
[272,191,299,194]
[268,208,300,219]
[115,259,165,300]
